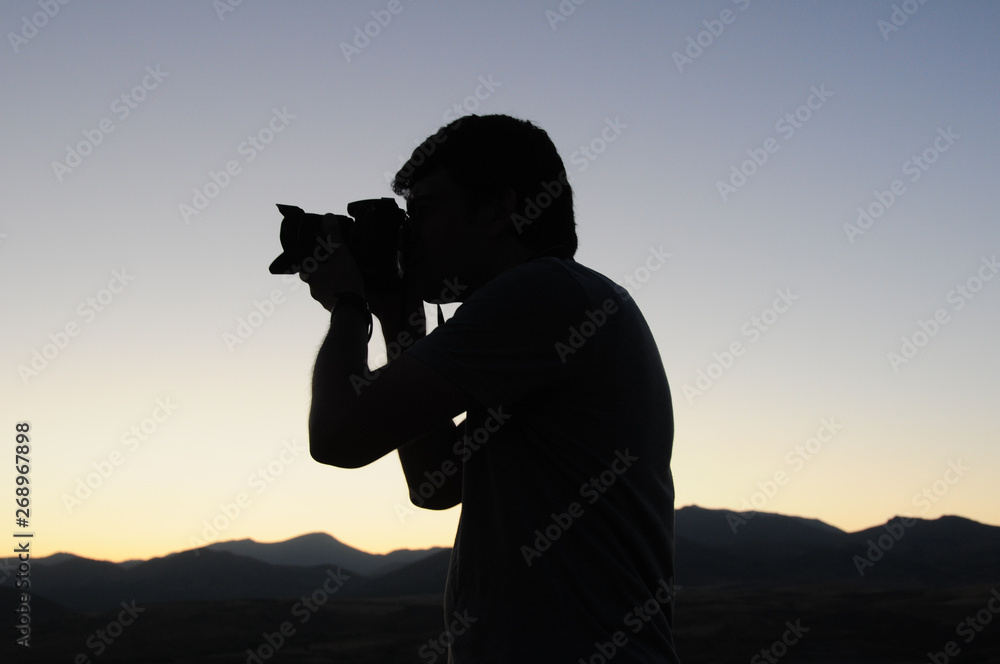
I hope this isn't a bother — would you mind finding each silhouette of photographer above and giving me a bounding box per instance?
[298,114,680,663]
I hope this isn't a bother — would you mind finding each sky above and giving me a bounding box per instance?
[2,0,998,563]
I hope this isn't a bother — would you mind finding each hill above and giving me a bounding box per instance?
[205,531,444,576]
[674,505,1000,588]
[4,507,998,613]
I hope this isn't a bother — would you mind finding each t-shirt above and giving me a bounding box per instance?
[407,257,680,663]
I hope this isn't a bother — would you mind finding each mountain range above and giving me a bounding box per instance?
[4,506,998,613]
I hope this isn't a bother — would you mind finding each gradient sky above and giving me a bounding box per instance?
[3,1,998,563]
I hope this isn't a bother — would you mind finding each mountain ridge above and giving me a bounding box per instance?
[4,507,997,612]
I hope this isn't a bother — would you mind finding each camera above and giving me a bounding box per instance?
[268,198,407,287]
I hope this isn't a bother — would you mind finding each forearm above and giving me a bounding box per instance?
[308,301,376,467]
[308,293,432,467]
[380,298,463,509]
[304,253,467,471]
[398,420,463,510]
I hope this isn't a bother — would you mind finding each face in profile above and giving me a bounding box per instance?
[402,168,494,304]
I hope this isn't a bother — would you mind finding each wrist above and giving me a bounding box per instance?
[332,291,367,311]
[331,292,373,341]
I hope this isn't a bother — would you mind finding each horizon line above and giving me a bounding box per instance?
[15,505,998,565]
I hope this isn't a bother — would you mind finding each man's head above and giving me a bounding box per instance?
[392,115,576,302]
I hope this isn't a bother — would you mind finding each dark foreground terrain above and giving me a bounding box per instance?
[4,584,999,663]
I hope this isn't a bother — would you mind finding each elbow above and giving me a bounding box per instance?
[308,417,371,469]
[408,483,461,511]
[310,443,367,469]
[410,493,461,511]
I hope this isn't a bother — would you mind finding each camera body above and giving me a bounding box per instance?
[268,198,406,287]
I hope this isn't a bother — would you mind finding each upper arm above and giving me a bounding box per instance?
[310,259,591,467]
[309,352,472,468]
[398,419,465,510]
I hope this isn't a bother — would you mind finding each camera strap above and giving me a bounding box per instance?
[332,293,373,341]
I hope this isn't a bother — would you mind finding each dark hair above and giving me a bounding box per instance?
[391,114,577,257]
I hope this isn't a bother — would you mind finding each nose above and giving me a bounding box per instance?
[396,216,417,278]
[400,214,420,247]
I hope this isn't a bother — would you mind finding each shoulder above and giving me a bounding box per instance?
[472,257,624,310]
[444,257,638,358]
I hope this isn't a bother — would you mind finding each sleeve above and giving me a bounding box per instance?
[406,259,590,408]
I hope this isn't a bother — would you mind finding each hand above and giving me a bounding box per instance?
[300,215,366,312]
